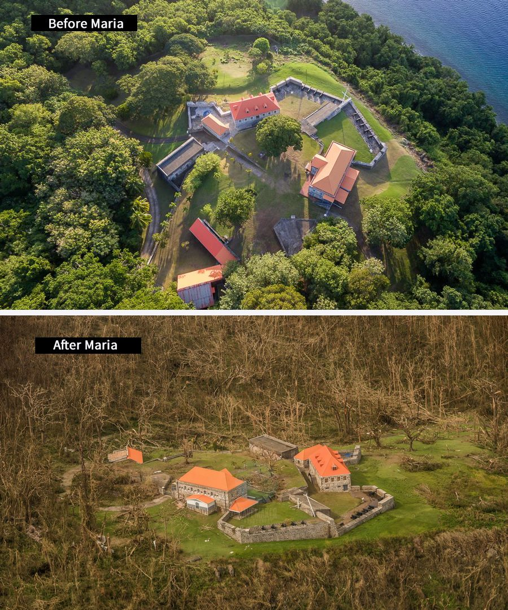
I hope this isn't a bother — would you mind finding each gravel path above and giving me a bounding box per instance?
[140,168,161,262]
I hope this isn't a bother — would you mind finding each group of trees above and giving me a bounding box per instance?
[116,36,217,118]
[219,219,390,309]
[256,114,303,156]
[0,62,187,308]
[249,36,272,74]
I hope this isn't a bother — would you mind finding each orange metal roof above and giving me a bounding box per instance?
[295,445,350,478]
[127,447,143,464]
[229,497,258,512]
[189,218,238,265]
[310,154,328,169]
[187,494,215,504]
[335,188,349,205]
[341,167,360,192]
[295,444,325,461]
[202,114,229,136]
[310,141,356,197]
[177,265,223,291]
[229,93,280,122]
[179,466,244,491]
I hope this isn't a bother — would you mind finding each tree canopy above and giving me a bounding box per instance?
[256,115,303,157]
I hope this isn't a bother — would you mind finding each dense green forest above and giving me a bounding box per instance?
[1,0,507,308]
[1,316,507,607]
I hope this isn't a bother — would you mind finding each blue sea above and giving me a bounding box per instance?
[342,0,508,124]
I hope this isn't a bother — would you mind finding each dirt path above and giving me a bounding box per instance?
[100,495,171,512]
[140,168,161,262]
[62,464,82,493]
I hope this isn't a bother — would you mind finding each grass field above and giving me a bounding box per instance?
[236,501,313,527]
[317,112,374,163]
[123,105,188,140]
[146,141,182,164]
[310,492,361,519]
[278,95,321,120]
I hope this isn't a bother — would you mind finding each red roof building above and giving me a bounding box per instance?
[229,93,280,129]
[189,218,238,265]
[177,265,224,309]
[301,141,360,206]
[294,444,351,492]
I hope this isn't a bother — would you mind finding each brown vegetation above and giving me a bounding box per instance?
[0,316,506,608]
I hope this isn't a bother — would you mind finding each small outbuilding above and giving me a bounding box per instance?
[202,114,230,138]
[107,446,143,464]
[177,264,224,309]
[186,494,217,515]
[249,434,299,460]
[229,497,258,519]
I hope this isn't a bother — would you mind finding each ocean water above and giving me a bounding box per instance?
[342,0,508,123]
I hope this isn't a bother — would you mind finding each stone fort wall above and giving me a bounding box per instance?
[217,512,331,543]
[217,485,395,544]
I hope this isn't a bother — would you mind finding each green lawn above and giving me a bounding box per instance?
[317,112,374,163]
[310,492,361,519]
[124,105,188,140]
[265,0,288,8]
[234,501,313,527]
[272,460,306,488]
[202,47,392,144]
[278,95,321,120]
[146,140,182,164]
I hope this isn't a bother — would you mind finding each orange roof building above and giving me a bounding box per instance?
[177,264,224,309]
[229,497,258,519]
[174,466,248,509]
[202,113,230,137]
[294,444,351,492]
[229,93,280,129]
[302,141,360,207]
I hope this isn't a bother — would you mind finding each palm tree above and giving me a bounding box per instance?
[130,197,151,230]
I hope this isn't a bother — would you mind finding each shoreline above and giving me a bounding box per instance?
[341,0,507,124]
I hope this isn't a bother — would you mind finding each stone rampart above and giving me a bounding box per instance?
[217,485,394,544]
[218,511,331,543]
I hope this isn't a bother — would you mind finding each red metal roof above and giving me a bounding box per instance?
[189,219,238,265]
[229,93,280,122]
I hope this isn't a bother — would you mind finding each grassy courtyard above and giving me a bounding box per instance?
[154,136,323,285]
[235,501,313,527]
[317,112,374,163]
[310,492,361,519]
[278,95,321,120]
